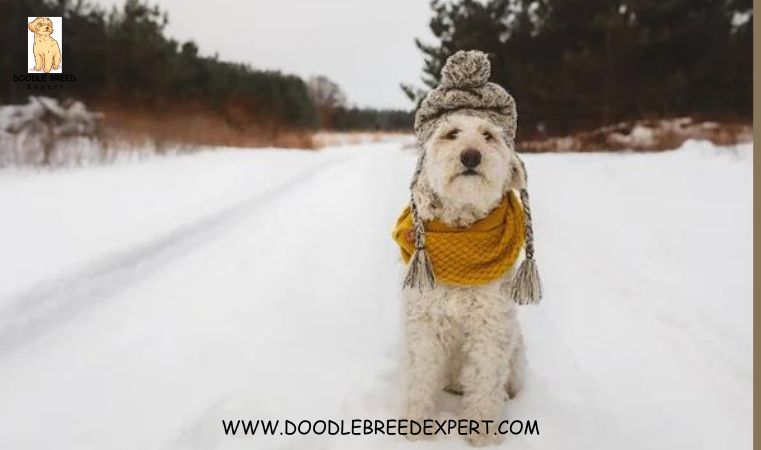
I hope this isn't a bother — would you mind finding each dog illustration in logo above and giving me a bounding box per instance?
[28,17,61,73]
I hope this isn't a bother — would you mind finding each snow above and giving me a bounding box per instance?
[0,139,752,449]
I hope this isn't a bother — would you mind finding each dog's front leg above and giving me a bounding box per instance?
[404,311,447,429]
[42,52,53,73]
[33,52,43,71]
[460,310,512,446]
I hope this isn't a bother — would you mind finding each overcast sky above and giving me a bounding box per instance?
[93,0,434,109]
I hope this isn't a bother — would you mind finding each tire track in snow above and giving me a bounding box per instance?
[0,155,352,356]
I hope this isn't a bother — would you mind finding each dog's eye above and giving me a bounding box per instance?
[444,129,459,140]
[482,131,494,141]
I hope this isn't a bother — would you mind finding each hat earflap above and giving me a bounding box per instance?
[403,149,436,290]
[511,157,543,304]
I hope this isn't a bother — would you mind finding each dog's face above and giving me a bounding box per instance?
[421,114,524,211]
[28,17,54,36]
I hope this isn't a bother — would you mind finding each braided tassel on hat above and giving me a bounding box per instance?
[403,149,436,290]
[510,164,543,304]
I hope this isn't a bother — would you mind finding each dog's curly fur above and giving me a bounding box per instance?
[403,114,527,446]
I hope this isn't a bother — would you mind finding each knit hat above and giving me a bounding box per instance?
[414,51,517,144]
[404,50,543,304]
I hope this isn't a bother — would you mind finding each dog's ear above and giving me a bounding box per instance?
[505,152,527,191]
[28,17,41,32]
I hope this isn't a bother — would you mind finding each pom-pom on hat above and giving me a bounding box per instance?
[404,50,543,304]
[414,50,518,145]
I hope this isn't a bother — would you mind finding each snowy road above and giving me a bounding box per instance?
[0,140,752,449]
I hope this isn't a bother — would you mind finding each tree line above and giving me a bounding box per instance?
[406,0,752,136]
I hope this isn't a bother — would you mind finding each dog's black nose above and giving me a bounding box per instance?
[460,149,481,168]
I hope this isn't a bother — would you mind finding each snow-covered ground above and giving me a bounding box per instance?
[0,140,752,450]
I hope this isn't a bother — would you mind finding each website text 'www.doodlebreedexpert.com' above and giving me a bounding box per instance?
[222,418,539,438]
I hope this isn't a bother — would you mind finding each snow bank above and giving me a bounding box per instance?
[521,117,752,152]
[0,97,107,167]
[0,140,752,449]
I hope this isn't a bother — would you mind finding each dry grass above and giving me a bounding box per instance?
[95,102,315,150]
[36,100,746,157]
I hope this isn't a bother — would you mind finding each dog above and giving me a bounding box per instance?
[403,113,527,446]
[28,17,61,73]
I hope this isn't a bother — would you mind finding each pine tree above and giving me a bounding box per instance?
[409,0,752,135]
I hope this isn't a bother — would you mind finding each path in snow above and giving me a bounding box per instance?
[0,140,752,450]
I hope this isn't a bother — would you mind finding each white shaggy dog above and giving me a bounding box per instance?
[403,113,527,446]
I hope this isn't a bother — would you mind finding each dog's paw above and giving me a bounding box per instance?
[404,403,435,424]
[466,432,504,447]
[403,409,437,442]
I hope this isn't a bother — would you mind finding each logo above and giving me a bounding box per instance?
[27,17,62,73]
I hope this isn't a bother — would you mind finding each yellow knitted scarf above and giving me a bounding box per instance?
[392,192,526,286]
